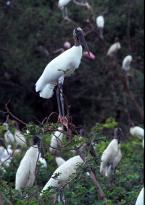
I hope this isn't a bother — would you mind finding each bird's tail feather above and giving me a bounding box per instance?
[40,84,55,99]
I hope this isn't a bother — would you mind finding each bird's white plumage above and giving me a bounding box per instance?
[55,157,66,167]
[130,126,144,148]
[135,187,144,205]
[100,139,122,177]
[35,46,83,99]
[14,130,26,146]
[49,127,64,154]
[122,55,133,71]
[107,42,121,57]
[58,0,72,9]
[40,155,84,195]
[96,16,105,28]
[15,145,39,190]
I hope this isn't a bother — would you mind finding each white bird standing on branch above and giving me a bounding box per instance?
[135,187,144,205]
[35,27,89,127]
[96,15,105,39]
[40,155,84,196]
[15,136,40,191]
[107,42,121,57]
[122,55,133,72]
[49,127,64,155]
[3,123,26,146]
[100,128,123,178]
[130,126,144,148]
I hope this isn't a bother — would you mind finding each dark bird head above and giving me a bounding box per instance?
[73,27,90,55]
[32,135,41,146]
[114,128,124,144]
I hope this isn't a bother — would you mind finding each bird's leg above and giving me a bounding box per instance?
[63,7,72,22]
[59,83,69,130]
[56,86,63,119]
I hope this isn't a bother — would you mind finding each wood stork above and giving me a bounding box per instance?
[58,0,72,20]
[100,128,123,178]
[55,156,66,167]
[122,55,133,72]
[96,15,105,39]
[3,123,26,146]
[15,136,40,191]
[107,42,121,57]
[135,187,144,205]
[49,127,64,155]
[35,27,89,127]
[40,155,84,196]
[130,126,144,148]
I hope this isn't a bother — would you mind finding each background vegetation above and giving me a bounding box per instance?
[0,0,144,205]
[0,0,144,127]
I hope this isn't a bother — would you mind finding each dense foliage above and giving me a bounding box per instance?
[0,0,144,127]
[0,122,144,205]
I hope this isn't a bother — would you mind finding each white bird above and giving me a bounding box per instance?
[15,136,40,191]
[130,126,144,148]
[40,155,84,196]
[135,187,144,205]
[3,123,26,146]
[58,0,72,9]
[35,27,87,99]
[107,42,121,57]
[14,130,26,146]
[100,128,123,177]
[122,55,133,71]
[3,123,15,144]
[49,127,64,155]
[96,15,105,39]
[55,156,66,167]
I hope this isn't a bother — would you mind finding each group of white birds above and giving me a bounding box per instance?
[1,1,144,204]
[1,121,143,204]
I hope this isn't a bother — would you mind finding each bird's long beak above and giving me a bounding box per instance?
[79,33,90,56]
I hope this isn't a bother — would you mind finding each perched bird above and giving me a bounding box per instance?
[40,155,84,196]
[130,126,144,148]
[49,127,64,155]
[135,187,144,205]
[107,42,121,57]
[0,140,12,167]
[100,128,123,177]
[3,123,26,146]
[35,27,89,126]
[96,15,105,39]
[55,156,66,167]
[15,136,40,191]
[122,55,133,72]
[58,0,72,20]
[58,0,72,9]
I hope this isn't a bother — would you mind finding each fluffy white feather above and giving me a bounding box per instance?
[40,155,84,195]
[107,42,121,57]
[122,55,133,71]
[135,187,144,205]
[49,127,64,154]
[100,139,122,177]
[15,145,39,190]
[35,45,83,99]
